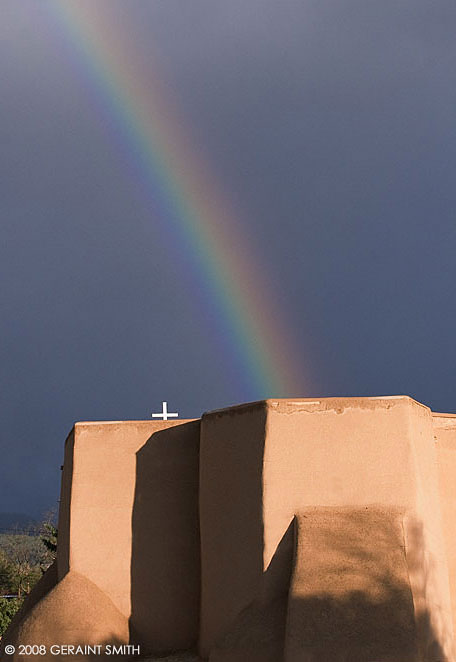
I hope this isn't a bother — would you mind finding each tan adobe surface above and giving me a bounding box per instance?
[2,396,455,661]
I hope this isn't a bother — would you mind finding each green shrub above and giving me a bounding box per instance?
[0,597,23,637]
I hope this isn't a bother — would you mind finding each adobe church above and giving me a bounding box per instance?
[2,396,456,661]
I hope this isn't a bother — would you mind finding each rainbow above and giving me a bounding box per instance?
[46,1,307,398]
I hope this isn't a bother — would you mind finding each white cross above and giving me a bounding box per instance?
[151,401,179,421]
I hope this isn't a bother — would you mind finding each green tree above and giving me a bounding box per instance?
[40,522,58,560]
[0,534,44,596]
[0,514,58,637]
[0,550,14,595]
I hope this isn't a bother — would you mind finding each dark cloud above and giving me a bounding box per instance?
[1,0,455,515]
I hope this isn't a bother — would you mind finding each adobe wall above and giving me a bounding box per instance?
[285,507,419,662]
[434,413,456,640]
[2,419,201,660]
[64,420,200,653]
[199,402,268,659]
[2,396,456,662]
[199,397,455,660]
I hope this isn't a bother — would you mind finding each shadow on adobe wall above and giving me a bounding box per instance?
[211,510,450,662]
[284,509,448,662]
[208,519,295,662]
[129,422,201,657]
[282,593,446,662]
[285,506,448,662]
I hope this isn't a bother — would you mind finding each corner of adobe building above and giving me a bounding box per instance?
[3,418,202,659]
[264,396,454,654]
[66,418,201,653]
[199,395,455,660]
[261,396,435,564]
[199,400,269,657]
[433,411,456,647]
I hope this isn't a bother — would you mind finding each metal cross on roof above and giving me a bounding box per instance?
[151,401,179,421]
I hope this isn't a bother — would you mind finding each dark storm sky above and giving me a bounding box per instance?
[1,0,456,517]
